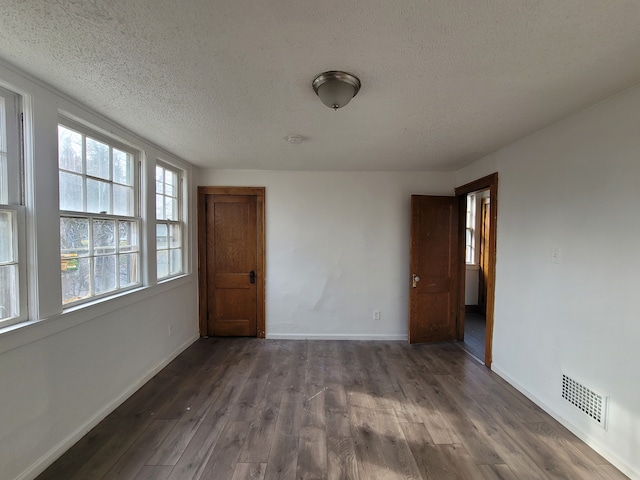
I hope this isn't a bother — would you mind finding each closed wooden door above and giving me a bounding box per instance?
[408,195,460,344]
[198,188,265,337]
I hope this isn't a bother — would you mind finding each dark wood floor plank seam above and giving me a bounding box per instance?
[36,339,629,480]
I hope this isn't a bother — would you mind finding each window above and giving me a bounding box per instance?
[155,162,183,279]
[465,193,476,264]
[0,86,26,327]
[58,121,140,306]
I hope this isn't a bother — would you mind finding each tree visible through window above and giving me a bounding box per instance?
[58,122,140,306]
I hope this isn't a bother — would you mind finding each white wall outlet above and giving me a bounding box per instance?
[551,247,561,264]
[373,310,381,321]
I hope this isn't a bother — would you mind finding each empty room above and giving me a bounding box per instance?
[0,1,639,479]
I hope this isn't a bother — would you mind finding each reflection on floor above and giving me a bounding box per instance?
[463,312,486,362]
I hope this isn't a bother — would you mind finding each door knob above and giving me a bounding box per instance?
[249,270,256,284]
[412,274,420,288]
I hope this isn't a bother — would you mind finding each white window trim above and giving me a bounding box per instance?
[0,86,27,328]
[58,117,143,308]
[155,159,185,281]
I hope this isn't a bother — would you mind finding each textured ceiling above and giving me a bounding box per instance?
[1,1,640,171]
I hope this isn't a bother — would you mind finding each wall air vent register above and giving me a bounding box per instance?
[562,374,608,428]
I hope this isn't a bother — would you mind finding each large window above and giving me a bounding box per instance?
[155,162,183,279]
[0,86,26,327]
[58,121,140,306]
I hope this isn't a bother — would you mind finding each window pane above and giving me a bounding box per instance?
[94,255,117,294]
[0,97,6,154]
[59,171,84,211]
[113,149,132,185]
[87,178,111,213]
[157,250,169,279]
[170,248,182,276]
[119,253,138,287]
[58,125,83,173]
[155,166,164,193]
[86,137,110,180]
[0,264,18,320]
[169,224,181,248]
[0,153,7,205]
[60,217,90,257]
[113,184,132,216]
[156,223,168,249]
[164,170,176,197]
[156,194,164,220]
[119,221,138,253]
[0,210,14,263]
[61,257,91,304]
[93,219,116,255]
[165,197,177,221]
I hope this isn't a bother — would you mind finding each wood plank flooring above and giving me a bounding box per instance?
[462,313,486,361]
[36,339,628,480]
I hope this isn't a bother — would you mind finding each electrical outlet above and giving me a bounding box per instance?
[373,310,381,321]
[551,247,561,264]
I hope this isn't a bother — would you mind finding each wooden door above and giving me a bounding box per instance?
[198,187,265,337]
[409,195,460,344]
[478,197,491,315]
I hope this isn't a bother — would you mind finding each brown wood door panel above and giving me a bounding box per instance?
[199,188,265,337]
[409,195,460,344]
[478,198,490,314]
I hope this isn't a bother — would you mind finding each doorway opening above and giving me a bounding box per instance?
[455,174,498,367]
[461,189,489,361]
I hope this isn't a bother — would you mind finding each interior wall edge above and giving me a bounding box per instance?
[15,334,199,480]
[491,364,639,480]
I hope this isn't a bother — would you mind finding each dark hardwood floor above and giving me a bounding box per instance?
[36,338,628,480]
[462,312,486,361]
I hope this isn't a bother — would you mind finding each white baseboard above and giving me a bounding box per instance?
[266,333,407,341]
[492,364,638,480]
[16,334,199,480]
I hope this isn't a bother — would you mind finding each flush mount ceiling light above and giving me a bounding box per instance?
[312,71,361,110]
[286,134,304,144]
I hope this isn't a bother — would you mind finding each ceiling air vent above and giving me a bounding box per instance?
[562,374,607,428]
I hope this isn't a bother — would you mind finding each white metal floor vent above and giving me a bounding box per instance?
[562,374,607,427]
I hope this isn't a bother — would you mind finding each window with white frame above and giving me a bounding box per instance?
[0,85,26,327]
[155,162,182,279]
[58,121,140,306]
[465,193,476,264]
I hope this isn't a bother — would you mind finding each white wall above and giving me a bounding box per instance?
[0,61,199,480]
[465,267,479,305]
[456,83,640,479]
[198,169,455,339]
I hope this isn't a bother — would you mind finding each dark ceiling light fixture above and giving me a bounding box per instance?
[312,71,361,110]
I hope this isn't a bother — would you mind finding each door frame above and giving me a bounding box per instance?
[455,173,498,368]
[197,186,266,338]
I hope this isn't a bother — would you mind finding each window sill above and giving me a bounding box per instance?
[0,274,195,355]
